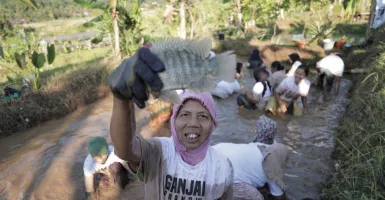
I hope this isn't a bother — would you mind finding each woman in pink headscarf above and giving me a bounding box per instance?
[109,64,234,200]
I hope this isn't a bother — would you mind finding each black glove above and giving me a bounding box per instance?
[85,191,92,200]
[108,47,165,109]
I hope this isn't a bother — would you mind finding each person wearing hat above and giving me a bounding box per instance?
[213,115,288,200]
[83,136,130,199]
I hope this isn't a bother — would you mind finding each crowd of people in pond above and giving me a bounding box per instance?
[82,45,345,200]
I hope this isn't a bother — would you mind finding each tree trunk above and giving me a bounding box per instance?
[188,9,194,39]
[365,0,377,39]
[236,0,242,32]
[110,0,120,57]
[179,0,187,39]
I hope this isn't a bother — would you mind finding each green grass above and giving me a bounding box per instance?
[321,44,385,200]
[20,16,99,37]
[0,46,112,88]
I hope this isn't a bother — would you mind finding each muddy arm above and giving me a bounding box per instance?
[84,175,95,193]
[110,97,141,165]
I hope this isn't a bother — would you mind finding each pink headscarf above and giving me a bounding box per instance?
[170,90,217,166]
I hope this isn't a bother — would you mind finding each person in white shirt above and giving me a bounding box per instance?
[111,90,234,200]
[207,50,216,59]
[211,62,243,99]
[265,64,311,116]
[268,61,287,92]
[238,68,272,110]
[213,115,288,200]
[316,53,345,94]
[286,53,302,77]
[83,137,131,199]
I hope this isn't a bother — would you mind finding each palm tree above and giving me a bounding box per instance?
[109,0,120,57]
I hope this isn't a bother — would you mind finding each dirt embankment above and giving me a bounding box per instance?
[0,58,116,138]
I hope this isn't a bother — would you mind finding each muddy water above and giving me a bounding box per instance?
[0,74,351,200]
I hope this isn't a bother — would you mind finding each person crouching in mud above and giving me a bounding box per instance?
[213,115,288,200]
[108,47,234,199]
[315,53,345,94]
[83,137,130,200]
[248,48,265,69]
[265,64,310,116]
[268,61,287,93]
[237,68,272,110]
[211,62,243,99]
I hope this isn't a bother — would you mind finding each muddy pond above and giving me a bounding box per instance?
[0,70,351,200]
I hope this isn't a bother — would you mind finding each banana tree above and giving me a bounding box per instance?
[109,0,120,57]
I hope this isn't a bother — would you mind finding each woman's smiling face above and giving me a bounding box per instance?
[174,100,213,150]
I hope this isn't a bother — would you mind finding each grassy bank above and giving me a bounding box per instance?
[321,44,385,199]
[0,47,116,137]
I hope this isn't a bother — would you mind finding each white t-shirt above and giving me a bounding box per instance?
[275,77,310,103]
[211,80,240,99]
[158,137,233,200]
[213,142,283,196]
[286,61,302,77]
[208,51,216,59]
[252,81,272,108]
[317,54,345,77]
[83,145,129,177]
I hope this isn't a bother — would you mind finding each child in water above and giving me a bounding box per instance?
[237,68,272,110]
[83,137,130,199]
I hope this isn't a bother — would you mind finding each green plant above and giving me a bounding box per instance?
[241,0,280,28]
[306,20,337,45]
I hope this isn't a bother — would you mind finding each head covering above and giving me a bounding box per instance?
[170,90,217,166]
[87,136,109,157]
[249,48,263,62]
[288,53,301,63]
[254,115,277,145]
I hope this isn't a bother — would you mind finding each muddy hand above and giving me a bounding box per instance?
[108,47,165,109]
